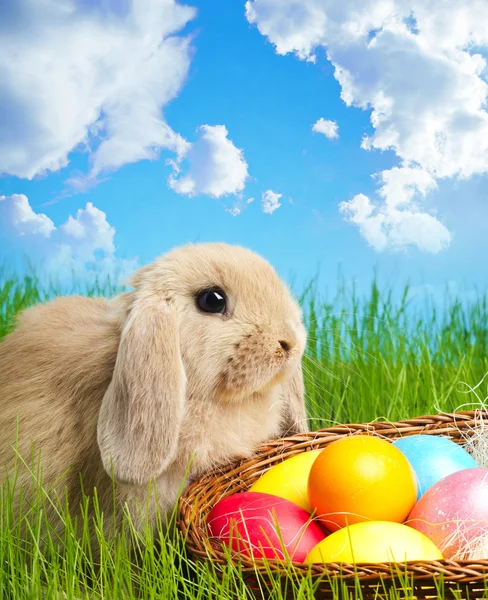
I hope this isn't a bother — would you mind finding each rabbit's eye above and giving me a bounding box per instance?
[196,288,227,314]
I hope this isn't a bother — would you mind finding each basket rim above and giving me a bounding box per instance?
[177,409,488,582]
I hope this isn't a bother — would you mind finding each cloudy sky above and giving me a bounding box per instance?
[1,0,487,299]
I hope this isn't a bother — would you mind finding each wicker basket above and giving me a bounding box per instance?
[177,411,488,599]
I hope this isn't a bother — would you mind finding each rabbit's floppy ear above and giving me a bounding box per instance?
[279,361,309,435]
[97,293,186,486]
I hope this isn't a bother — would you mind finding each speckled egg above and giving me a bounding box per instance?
[407,467,488,558]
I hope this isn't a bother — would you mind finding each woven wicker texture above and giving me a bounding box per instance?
[177,411,488,599]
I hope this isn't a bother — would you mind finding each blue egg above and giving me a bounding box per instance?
[392,434,477,500]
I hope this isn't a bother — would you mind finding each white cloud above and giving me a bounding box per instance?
[225,197,255,217]
[339,192,452,253]
[60,203,116,263]
[261,189,282,214]
[312,118,339,139]
[0,194,137,280]
[225,204,242,217]
[168,125,249,198]
[0,2,252,208]
[0,194,56,238]
[375,165,437,209]
[246,0,488,252]
[0,0,196,180]
[339,165,452,252]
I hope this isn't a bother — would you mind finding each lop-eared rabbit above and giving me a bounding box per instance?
[0,243,308,544]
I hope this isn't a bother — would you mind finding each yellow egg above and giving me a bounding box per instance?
[249,450,322,512]
[305,521,443,564]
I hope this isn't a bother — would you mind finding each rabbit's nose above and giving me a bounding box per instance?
[277,320,304,354]
[278,339,292,352]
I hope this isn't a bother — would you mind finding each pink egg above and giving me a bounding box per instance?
[207,491,328,562]
[407,467,488,558]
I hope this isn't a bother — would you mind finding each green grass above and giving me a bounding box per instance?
[301,278,488,430]
[1,271,487,599]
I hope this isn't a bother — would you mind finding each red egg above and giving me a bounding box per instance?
[207,491,328,562]
[407,467,488,558]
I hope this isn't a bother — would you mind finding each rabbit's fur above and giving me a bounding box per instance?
[0,243,308,540]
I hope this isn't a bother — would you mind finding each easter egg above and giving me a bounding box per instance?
[308,435,417,531]
[305,521,443,564]
[407,467,488,559]
[392,435,477,499]
[249,450,322,512]
[206,491,327,562]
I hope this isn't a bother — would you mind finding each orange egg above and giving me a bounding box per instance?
[308,435,417,532]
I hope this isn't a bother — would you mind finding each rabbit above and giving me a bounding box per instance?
[0,242,308,546]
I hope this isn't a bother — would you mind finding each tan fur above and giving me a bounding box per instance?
[0,243,308,542]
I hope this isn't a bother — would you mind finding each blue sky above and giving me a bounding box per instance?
[1,0,487,302]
